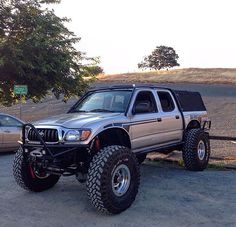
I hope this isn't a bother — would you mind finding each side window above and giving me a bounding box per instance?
[157,91,175,112]
[0,115,22,127]
[133,91,157,114]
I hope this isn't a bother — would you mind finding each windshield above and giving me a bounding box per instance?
[72,90,132,113]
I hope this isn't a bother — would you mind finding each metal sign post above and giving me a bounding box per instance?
[14,85,28,119]
[20,93,22,119]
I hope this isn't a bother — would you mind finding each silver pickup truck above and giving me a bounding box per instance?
[13,85,211,214]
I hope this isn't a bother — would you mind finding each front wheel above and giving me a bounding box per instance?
[182,129,210,171]
[86,145,140,214]
[13,147,60,192]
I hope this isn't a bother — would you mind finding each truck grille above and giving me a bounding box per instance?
[28,128,59,143]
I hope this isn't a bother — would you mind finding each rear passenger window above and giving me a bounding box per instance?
[157,91,175,112]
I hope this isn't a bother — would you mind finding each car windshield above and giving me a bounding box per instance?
[72,90,132,113]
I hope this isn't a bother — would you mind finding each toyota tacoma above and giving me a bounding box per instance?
[13,85,211,214]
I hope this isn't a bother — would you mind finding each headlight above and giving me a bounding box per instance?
[64,129,91,142]
[65,130,80,141]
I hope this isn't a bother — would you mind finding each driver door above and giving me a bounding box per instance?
[129,90,164,151]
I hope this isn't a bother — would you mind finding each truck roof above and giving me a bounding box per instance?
[89,84,173,91]
[89,84,206,112]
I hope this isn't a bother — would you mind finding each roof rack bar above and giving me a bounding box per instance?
[88,84,174,91]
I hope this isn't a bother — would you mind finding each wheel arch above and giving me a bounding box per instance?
[186,120,201,130]
[92,127,131,149]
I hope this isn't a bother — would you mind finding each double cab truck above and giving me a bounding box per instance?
[13,85,211,214]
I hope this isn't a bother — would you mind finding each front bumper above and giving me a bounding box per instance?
[21,123,91,176]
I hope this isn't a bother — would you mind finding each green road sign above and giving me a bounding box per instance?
[14,85,28,95]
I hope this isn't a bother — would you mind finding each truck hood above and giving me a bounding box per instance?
[33,112,122,129]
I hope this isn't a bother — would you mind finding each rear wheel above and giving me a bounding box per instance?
[87,145,140,214]
[182,129,210,171]
[13,147,60,192]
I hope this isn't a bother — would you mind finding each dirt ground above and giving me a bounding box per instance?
[98,68,236,85]
[0,153,236,227]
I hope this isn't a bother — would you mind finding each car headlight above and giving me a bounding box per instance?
[65,130,80,141]
[64,129,91,142]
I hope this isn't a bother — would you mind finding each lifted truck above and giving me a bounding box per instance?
[13,85,211,214]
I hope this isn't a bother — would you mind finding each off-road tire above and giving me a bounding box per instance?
[87,145,140,214]
[182,129,210,171]
[136,153,147,164]
[13,147,60,192]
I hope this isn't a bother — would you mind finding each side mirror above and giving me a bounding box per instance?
[133,102,150,114]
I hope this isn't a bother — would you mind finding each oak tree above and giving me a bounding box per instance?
[138,46,180,71]
[0,0,100,106]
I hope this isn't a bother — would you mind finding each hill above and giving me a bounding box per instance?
[98,68,236,85]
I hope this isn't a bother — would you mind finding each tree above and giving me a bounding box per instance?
[138,45,180,71]
[0,0,100,106]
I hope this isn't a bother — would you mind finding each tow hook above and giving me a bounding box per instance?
[30,149,44,161]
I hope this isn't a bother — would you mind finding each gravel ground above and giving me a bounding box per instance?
[0,153,236,227]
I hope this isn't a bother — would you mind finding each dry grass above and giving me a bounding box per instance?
[98,68,236,85]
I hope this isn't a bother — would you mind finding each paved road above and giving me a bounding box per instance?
[0,153,235,227]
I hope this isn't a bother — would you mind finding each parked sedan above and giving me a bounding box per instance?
[0,113,24,152]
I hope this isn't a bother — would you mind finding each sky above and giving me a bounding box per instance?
[53,0,236,74]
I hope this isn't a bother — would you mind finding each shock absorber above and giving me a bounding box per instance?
[95,137,101,151]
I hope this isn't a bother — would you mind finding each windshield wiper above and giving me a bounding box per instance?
[70,110,88,113]
[90,109,115,113]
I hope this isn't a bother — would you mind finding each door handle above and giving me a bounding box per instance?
[4,130,10,133]
[157,118,162,122]
[175,115,180,119]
